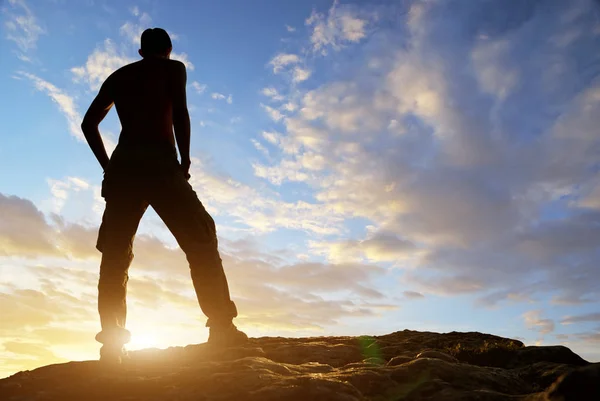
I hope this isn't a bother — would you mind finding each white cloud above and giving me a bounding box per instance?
[0,190,399,376]
[251,139,270,157]
[47,177,91,214]
[130,6,140,16]
[119,9,152,45]
[262,131,280,145]
[561,313,600,325]
[119,10,181,61]
[0,193,57,257]
[170,52,195,70]
[185,157,344,235]
[283,103,297,112]
[211,92,232,104]
[403,291,425,299]
[305,0,369,55]
[293,66,312,82]
[286,25,296,32]
[252,0,600,309]
[71,39,134,91]
[261,87,285,102]
[16,72,84,141]
[523,310,555,335]
[4,0,45,53]
[269,53,300,73]
[471,38,519,100]
[17,71,117,153]
[191,81,207,94]
[119,21,143,46]
[261,103,285,122]
[310,231,417,264]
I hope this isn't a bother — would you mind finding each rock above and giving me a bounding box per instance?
[387,355,413,366]
[415,350,458,363]
[544,362,600,401]
[512,362,578,392]
[0,330,594,401]
[509,346,589,369]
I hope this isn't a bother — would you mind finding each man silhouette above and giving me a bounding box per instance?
[81,28,247,363]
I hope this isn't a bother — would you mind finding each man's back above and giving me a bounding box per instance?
[108,58,185,150]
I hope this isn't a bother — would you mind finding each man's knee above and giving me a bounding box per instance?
[99,250,133,283]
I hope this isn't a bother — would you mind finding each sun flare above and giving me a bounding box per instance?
[127,333,163,350]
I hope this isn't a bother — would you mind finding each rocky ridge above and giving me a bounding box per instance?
[1,329,599,400]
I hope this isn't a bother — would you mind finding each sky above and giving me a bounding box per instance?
[1,0,600,378]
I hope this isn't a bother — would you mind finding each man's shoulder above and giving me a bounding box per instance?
[167,59,186,71]
[108,61,139,80]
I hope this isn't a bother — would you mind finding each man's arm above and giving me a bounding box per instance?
[81,79,114,171]
[172,61,191,178]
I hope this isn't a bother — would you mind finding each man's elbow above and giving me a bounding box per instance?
[173,106,189,117]
[80,118,97,133]
[173,108,190,122]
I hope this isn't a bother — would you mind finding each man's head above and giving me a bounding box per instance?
[139,28,172,58]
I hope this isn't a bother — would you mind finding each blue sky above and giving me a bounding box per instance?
[2,0,600,378]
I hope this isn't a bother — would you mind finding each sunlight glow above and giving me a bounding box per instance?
[127,332,163,350]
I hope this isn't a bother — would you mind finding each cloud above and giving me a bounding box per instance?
[191,81,207,94]
[47,177,91,213]
[260,103,285,122]
[118,9,158,47]
[403,291,425,299]
[116,10,192,70]
[0,190,397,376]
[71,39,134,91]
[305,0,370,55]
[402,273,486,297]
[120,23,142,46]
[575,331,600,343]
[3,341,58,360]
[283,102,297,112]
[561,313,600,325]
[187,157,345,235]
[16,72,117,152]
[73,15,193,92]
[254,0,600,306]
[251,139,270,157]
[523,310,555,335]
[0,194,58,257]
[261,87,285,102]
[3,0,45,54]
[16,72,84,141]
[555,334,569,341]
[293,66,312,83]
[211,92,232,104]
[269,53,300,73]
[286,25,296,32]
[170,52,195,71]
[310,231,417,264]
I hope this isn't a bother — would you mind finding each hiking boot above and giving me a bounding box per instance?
[99,345,129,365]
[207,322,248,347]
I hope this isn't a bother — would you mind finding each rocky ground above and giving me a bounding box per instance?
[1,329,599,400]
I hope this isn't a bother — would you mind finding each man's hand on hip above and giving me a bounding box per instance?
[180,158,191,180]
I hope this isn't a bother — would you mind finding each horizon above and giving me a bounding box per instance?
[2,0,600,379]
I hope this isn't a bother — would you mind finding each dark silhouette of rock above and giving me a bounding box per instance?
[415,350,458,363]
[545,363,600,401]
[0,330,597,400]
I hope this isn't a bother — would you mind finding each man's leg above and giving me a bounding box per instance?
[96,191,148,349]
[148,170,239,331]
